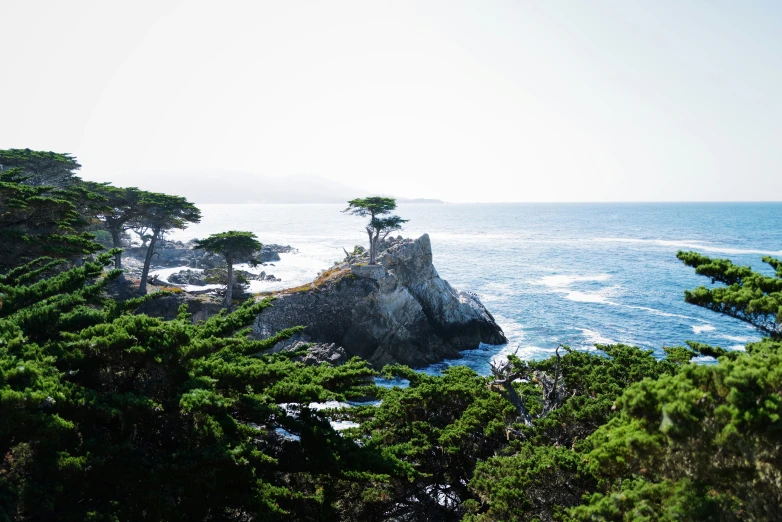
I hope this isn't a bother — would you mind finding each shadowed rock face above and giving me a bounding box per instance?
[251,234,506,368]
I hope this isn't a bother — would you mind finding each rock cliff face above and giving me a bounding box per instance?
[252,234,506,368]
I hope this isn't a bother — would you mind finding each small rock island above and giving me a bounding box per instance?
[252,234,506,367]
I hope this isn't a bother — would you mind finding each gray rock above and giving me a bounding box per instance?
[251,234,506,368]
[270,334,349,366]
[380,234,507,349]
[168,269,207,286]
[123,242,297,270]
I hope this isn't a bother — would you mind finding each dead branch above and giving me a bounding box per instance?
[490,348,533,425]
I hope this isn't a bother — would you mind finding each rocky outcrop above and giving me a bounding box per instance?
[270,334,349,366]
[251,234,506,368]
[168,269,207,286]
[135,292,224,323]
[123,241,296,274]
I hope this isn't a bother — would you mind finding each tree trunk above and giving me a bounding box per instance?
[224,254,233,308]
[110,227,122,269]
[374,229,382,263]
[367,227,376,265]
[138,228,159,295]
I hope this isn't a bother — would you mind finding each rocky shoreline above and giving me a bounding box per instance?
[251,234,506,368]
[120,234,506,368]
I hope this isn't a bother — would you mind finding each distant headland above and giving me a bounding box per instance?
[92,169,444,204]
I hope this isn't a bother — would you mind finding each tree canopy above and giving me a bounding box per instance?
[83,182,147,268]
[195,231,262,307]
[134,191,201,294]
[677,251,782,338]
[343,197,407,265]
[0,148,82,188]
[0,252,396,521]
[0,168,102,269]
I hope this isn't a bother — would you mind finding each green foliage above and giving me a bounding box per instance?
[134,191,201,294]
[575,337,782,520]
[466,345,678,521]
[344,197,399,218]
[195,231,262,306]
[343,365,513,520]
[0,148,81,188]
[467,444,592,522]
[136,191,202,233]
[568,478,729,521]
[561,254,782,520]
[4,156,782,522]
[0,168,102,269]
[0,253,401,521]
[194,231,262,262]
[82,183,148,268]
[677,251,782,337]
[343,197,408,265]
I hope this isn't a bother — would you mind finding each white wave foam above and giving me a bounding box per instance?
[489,344,552,366]
[692,324,716,334]
[331,420,360,431]
[722,335,755,343]
[492,317,525,342]
[151,266,198,281]
[531,274,618,305]
[565,291,616,304]
[728,345,747,351]
[308,401,351,411]
[593,238,782,256]
[580,328,615,346]
[533,274,610,288]
[625,305,697,321]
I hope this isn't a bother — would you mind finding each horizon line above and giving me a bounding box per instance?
[193,200,782,205]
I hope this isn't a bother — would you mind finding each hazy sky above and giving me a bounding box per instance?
[2,1,781,202]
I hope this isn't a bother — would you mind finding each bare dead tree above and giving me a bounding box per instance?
[489,344,567,428]
[490,348,533,426]
[343,247,358,264]
[538,344,567,416]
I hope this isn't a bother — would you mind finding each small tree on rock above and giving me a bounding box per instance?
[194,231,261,307]
[343,197,407,265]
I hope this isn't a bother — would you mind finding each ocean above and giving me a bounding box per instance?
[165,202,782,376]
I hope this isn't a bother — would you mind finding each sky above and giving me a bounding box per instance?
[2,0,781,203]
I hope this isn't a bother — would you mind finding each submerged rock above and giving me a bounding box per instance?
[251,234,506,368]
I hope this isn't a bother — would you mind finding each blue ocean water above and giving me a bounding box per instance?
[169,203,782,375]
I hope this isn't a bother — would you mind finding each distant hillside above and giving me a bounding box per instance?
[104,170,445,204]
[113,170,366,204]
[101,169,443,204]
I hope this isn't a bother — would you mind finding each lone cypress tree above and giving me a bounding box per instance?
[343,197,407,265]
[194,231,262,307]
